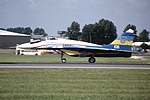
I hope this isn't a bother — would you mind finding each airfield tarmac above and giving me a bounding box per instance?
[0,63,150,69]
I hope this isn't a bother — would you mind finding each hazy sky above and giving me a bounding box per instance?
[0,0,150,36]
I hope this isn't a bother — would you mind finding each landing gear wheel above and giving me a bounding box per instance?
[88,57,96,63]
[61,58,67,63]
[61,52,66,63]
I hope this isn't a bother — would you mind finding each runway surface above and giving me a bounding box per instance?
[0,63,150,69]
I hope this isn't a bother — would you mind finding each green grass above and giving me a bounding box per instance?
[0,49,150,64]
[0,69,150,100]
[0,53,150,64]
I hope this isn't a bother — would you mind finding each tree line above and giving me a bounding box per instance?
[66,19,149,44]
[65,19,150,50]
[0,27,48,36]
[66,19,117,45]
[0,18,149,46]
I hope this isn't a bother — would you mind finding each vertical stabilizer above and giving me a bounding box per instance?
[111,29,134,46]
[110,29,134,51]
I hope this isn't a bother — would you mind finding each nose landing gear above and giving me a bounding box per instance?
[61,58,66,63]
[61,52,67,63]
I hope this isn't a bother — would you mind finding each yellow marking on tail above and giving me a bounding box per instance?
[111,40,133,45]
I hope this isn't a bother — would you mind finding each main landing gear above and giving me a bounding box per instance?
[88,57,96,63]
[60,52,96,63]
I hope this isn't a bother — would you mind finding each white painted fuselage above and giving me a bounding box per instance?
[17,38,100,49]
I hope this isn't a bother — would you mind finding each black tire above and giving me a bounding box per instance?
[88,57,96,63]
[21,53,24,55]
[61,58,67,63]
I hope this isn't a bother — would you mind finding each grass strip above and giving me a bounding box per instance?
[0,69,150,100]
[0,53,150,64]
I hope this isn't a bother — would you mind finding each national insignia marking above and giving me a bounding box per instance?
[120,36,126,44]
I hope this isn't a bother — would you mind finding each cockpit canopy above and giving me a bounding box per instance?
[47,37,57,40]
[41,37,58,41]
[30,37,58,44]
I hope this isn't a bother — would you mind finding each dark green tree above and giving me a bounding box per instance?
[140,42,149,53]
[22,27,32,35]
[81,19,117,45]
[138,29,149,42]
[33,28,48,36]
[123,24,137,42]
[16,27,24,33]
[6,28,15,32]
[96,19,117,44]
[66,21,81,40]
[6,27,32,35]
[123,24,137,34]
[0,28,6,30]
[81,24,94,43]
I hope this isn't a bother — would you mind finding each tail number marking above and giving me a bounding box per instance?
[114,45,120,49]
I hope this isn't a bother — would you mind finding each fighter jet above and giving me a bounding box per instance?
[17,29,135,63]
